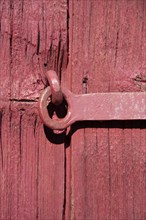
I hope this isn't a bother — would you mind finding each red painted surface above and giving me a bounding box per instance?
[39,86,146,130]
[0,0,146,220]
[45,70,63,105]
[0,1,68,219]
[67,0,146,220]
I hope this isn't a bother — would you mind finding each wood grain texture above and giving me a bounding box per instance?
[0,0,146,220]
[68,0,146,219]
[0,0,68,219]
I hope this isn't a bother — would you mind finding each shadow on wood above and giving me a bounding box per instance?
[44,120,146,145]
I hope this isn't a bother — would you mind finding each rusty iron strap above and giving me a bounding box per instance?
[38,87,146,130]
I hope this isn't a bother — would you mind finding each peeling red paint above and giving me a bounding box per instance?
[0,0,146,220]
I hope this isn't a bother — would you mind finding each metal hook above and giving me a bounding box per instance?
[46,70,63,105]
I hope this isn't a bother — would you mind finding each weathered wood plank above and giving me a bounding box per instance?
[0,0,68,219]
[0,0,11,103]
[0,109,11,219]
[109,123,126,219]
[132,122,146,219]
[0,0,146,219]
[68,0,146,219]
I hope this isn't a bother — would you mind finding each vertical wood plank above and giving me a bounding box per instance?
[17,109,38,219]
[95,125,110,219]
[132,122,146,219]
[0,0,11,101]
[68,0,146,219]
[139,123,146,220]
[37,122,65,219]
[0,0,68,219]
[69,0,112,219]
[0,109,11,220]
[109,123,126,219]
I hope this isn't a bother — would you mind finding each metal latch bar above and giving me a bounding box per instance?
[38,71,146,130]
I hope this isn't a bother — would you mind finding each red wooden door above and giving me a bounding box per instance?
[0,1,145,220]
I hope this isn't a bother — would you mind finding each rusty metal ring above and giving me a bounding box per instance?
[38,87,72,130]
[46,70,63,105]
